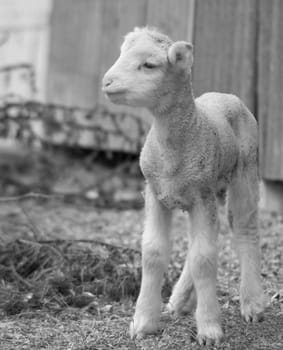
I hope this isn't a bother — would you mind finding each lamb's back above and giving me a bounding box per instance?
[196,92,258,169]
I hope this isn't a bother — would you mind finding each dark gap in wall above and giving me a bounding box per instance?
[253,0,260,122]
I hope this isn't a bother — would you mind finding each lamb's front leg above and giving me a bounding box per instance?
[130,184,172,339]
[189,195,223,346]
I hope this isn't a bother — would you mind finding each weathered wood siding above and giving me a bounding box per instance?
[146,0,195,41]
[193,0,257,112]
[258,0,283,180]
[47,0,103,108]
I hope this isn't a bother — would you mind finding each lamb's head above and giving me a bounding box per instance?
[102,27,193,110]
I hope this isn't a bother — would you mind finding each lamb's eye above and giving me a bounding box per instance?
[143,62,157,69]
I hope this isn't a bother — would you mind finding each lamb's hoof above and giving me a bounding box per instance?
[160,309,172,321]
[165,302,191,317]
[197,323,223,347]
[165,302,179,317]
[166,290,196,317]
[241,301,265,323]
[241,291,266,323]
[129,316,160,340]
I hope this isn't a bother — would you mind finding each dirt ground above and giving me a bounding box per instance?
[0,196,282,350]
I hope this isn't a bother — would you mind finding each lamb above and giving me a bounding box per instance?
[102,27,266,345]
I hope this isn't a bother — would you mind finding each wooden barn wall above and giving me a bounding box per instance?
[258,0,283,180]
[193,0,257,112]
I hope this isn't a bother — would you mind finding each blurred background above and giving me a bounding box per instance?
[0,0,283,212]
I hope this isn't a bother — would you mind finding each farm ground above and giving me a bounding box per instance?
[0,197,282,350]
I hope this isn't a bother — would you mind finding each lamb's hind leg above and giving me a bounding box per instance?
[130,184,172,339]
[166,215,196,316]
[167,202,223,316]
[228,166,266,322]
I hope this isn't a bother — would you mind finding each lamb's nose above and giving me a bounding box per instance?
[102,76,113,89]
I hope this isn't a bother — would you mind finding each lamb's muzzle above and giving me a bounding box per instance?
[102,26,266,346]
[102,72,128,101]
[102,76,113,89]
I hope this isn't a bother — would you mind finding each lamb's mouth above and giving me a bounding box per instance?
[103,88,127,98]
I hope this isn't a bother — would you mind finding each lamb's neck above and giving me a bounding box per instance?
[151,75,198,151]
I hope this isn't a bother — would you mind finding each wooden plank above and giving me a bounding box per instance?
[258,0,283,179]
[193,0,257,112]
[47,0,103,108]
[146,0,195,41]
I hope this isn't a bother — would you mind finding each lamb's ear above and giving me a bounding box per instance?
[168,41,193,70]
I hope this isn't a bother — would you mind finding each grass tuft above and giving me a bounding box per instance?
[0,238,177,316]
